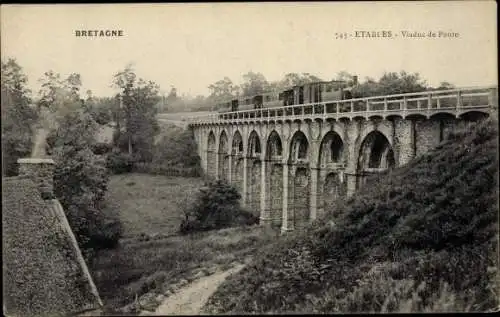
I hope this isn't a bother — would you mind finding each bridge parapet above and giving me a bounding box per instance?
[187,86,497,126]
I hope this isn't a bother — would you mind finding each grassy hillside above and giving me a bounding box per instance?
[91,225,278,313]
[203,118,499,314]
[104,174,204,238]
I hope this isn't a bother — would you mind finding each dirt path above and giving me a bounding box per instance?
[151,264,245,315]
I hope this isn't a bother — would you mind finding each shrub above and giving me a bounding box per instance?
[153,127,201,168]
[106,149,135,174]
[91,142,113,155]
[52,144,122,262]
[92,106,112,125]
[180,180,259,234]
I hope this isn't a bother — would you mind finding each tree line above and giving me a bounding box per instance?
[164,70,455,112]
[2,58,162,261]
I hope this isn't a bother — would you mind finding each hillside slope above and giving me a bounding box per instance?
[203,118,499,314]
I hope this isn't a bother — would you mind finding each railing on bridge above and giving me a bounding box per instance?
[187,86,498,125]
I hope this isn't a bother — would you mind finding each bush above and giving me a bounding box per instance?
[153,127,201,168]
[106,149,135,174]
[91,142,113,155]
[92,106,112,125]
[52,144,123,262]
[180,180,259,234]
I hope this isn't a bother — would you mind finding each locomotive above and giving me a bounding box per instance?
[216,76,358,114]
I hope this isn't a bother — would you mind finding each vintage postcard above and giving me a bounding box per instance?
[1,2,498,316]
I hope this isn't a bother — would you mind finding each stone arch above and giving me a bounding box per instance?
[289,131,309,162]
[358,131,395,170]
[218,131,229,181]
[318,131,344,167]
[265,130,283,161]
[357,130,395,189]
[232,130,244,155]
[207,131,216,179]
[247,130,262,158]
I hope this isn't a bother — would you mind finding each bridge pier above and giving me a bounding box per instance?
[242,156,248,207]
[309,167,319,221]
[281,164,293,233]
[227,155,232,183]
[260,160,271,225]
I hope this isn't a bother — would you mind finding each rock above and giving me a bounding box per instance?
[139,292,158,312]
[193,270,206,280]
[177,279,189,287]
[155,294,165,304]
[119,303,137,314]
[139,310,154,316]
[206,266,218,275]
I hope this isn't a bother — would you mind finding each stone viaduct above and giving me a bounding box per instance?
[187,86,498,232]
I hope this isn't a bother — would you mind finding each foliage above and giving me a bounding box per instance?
[432,81,456,91]
[351,71,428,98]
[240,71,270,97]
[180,180,259,234]
[112,64,160,162]
[276,72,323,90]
[91,142,113,155]
[207,77,239,106]
[203,118,498,314]
[50,111,123,257]
[1,58,38,176]
[153,126,200,168]
[87,96,114,125]
[106,148,135,174]
[42,72,122,259]
[37,70,83,115]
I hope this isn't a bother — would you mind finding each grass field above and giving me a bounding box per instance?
[90,173,279,314]
[105,173,204,239]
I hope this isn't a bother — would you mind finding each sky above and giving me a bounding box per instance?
[1,2,497,98]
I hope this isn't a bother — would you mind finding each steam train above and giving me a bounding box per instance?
[216,76,358,115]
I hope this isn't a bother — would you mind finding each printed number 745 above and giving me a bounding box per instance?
[335,32,348,39]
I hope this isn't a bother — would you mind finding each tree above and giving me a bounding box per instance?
[112,65,160,162]
[86,96,115,126]
[434,81,455,90]
[240,71,270,97]
[334,71,359,86]
[1,58,38,176]
[378,71,427,95]
[278,72,323,89]
[37,71,82,114]
[46,80,121,259]
[207,77,239,106]
[351,71,428,98]
[153,127,200,168]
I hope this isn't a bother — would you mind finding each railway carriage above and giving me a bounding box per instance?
[216,76,358,118]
